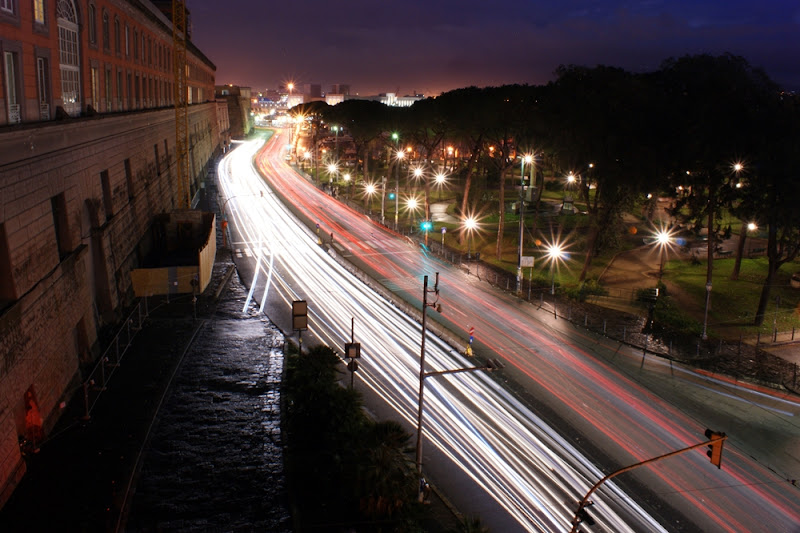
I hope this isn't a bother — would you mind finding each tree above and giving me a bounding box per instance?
[659,55,779,327]
[357,420,416,519]
[544,66,658,281]
[748,92,800,325]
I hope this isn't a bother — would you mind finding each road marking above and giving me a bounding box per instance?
[674,376,796,416]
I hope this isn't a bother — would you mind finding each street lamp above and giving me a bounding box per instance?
[464,216,478,259]
[702,282,712,340]
[364,183,376,214]
[517,154,533,293]
[327,162,338,182]
[395,150,405,229]
[546,243,564,296]
[434,172,447,201]
[653,228,673,280]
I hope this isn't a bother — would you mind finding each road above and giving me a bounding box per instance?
[224,132,800,532]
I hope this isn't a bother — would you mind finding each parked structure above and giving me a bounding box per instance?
[0,0,225,507]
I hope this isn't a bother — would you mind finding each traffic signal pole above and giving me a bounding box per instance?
[570,431,727,532]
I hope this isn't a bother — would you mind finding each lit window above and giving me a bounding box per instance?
[57,0,81,117]
[33,0,44,23]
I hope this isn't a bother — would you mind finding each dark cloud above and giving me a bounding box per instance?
[190,0,800,94]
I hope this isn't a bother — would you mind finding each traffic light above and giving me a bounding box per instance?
[421,220,433,232]
[388,192,396,200]
[704,429,726,469]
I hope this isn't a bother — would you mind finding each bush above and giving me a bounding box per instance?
[284,344,425,531]
[565,279,608,302]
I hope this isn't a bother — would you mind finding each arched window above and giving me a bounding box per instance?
[102,10,109,49]
[57,0,80,116]
[88,4,96,44]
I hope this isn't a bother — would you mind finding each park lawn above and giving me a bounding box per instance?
[665,256,800,335]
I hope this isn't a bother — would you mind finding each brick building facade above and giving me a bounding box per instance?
[0,0,226,507]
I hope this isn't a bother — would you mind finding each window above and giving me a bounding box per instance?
[114,17,120,54]
[141,36,145,64]
[102,10,109,50]
[57,0,80,117]
[104,67,111,110]
[116,69,122,108]
[133,29,138,60]
[36,55,50,119]
[1,0,14,15]
[90,67,98,108]
[4,50,20,123]
[51,193,70,260]
[124,24,129,57]
[33,0,44,24]
[88,4,96,44]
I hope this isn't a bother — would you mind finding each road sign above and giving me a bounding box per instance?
[469,326,474,336]
[441,227,446,234]
[521,256,535,268]
[292,300,308,330]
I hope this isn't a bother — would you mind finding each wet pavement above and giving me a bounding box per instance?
[0,246,292,533]
[125,275,291,532]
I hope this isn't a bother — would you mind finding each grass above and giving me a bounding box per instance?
[665,256,800,336]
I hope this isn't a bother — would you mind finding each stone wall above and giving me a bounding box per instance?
[0,101,221,508]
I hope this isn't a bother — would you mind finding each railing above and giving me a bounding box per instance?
[421,237,800,391]
[301,178,799,391]
[81,298,149,420]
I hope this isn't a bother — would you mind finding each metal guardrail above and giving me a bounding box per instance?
[81,298,149,420]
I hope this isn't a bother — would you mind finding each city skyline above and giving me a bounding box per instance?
[191,0,800,95]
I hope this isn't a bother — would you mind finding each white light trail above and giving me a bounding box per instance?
[217,138,667,532]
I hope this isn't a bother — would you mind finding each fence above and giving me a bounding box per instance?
[422,236,800,392]
[81,298,149,420]
[308,181,799,391]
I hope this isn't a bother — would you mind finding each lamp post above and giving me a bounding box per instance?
[415,273,439,502]
[364,183,376,214]
[517,154,533,293]
[702,282,712,340]
[414,272,504,503]
[434,172,446,201]
[547,244,564,295]
[395,150,404,229]
[654,229,672,280]
[464,216,477,260]
[332,125,339,159]
[406,196,419,228]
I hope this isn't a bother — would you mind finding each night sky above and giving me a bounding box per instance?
[189,0,800,96]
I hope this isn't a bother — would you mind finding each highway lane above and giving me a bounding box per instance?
[251,129,800,533]
[218,137,665,532]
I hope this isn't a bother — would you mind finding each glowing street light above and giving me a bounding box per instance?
[405,195,420,226]
[747,222,757,232]
[545,243,565,296]
[434,172,447,200]
[464,215,478,259]
[517,154,533,293]
[393,150,406,229]
[652,227,674,280]
[364,182,377,213]
[327,163,338,179]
